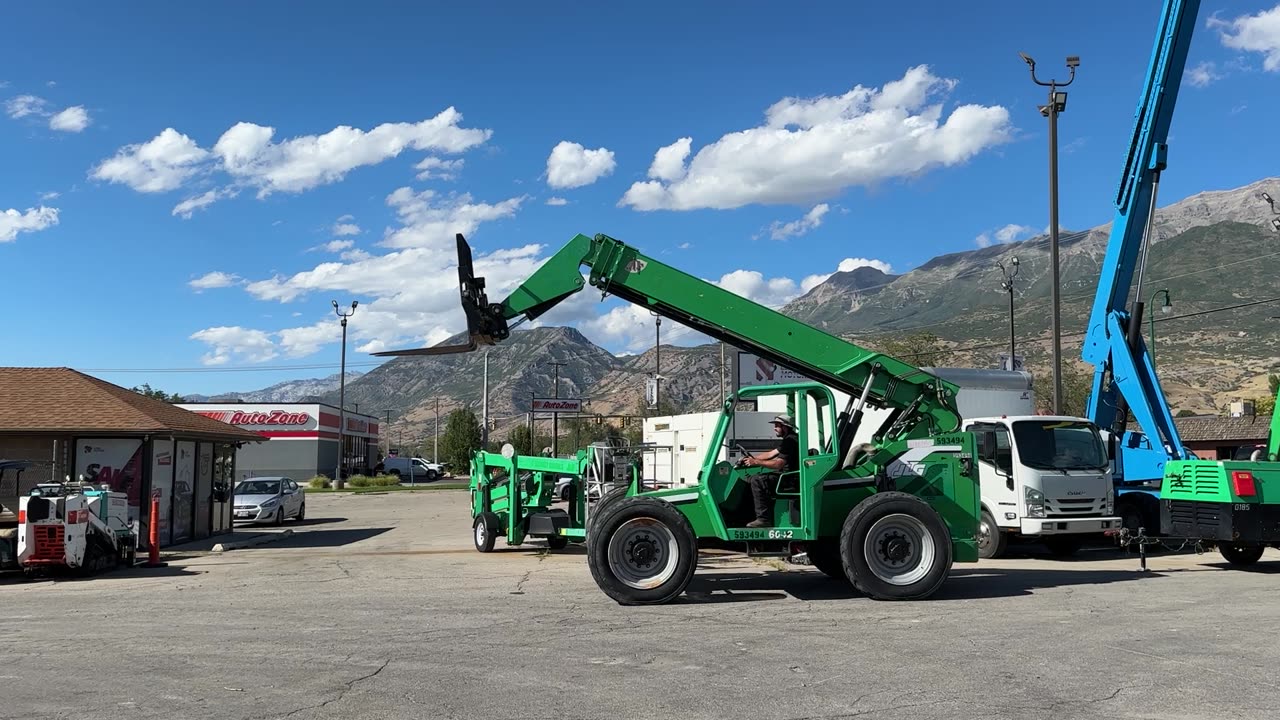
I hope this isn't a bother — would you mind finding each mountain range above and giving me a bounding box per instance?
[202,176,1280,449]
[185,372,364,403]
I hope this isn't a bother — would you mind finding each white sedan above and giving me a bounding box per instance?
[233,477,306,525]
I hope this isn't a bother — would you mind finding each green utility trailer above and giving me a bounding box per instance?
[380,232,984,604]
[1159,393,1280,566]
[469,440,646,553]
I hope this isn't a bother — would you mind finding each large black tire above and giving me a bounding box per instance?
[586,485,630,539]
[806,540,850,583]
[546,534,570,550]
[977,508,1006,560]
[840,491,953,601]
[473,511,499,553]
[1220,542,1265,566]
[587,496,698,605]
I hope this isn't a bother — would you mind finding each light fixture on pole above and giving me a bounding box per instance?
[1148,289,1172,367]
[997,256,1020,371]
[1263,191,1280,233]
[1020,51,1078,414]
[332,299,357,489]
[650,311,662,413]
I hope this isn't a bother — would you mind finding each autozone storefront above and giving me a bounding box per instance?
[177,403,380,481]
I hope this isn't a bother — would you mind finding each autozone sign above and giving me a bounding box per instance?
[531,398,583,413]
[199,410,312,426]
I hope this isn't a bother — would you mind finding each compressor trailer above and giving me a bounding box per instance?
[379,233,983,605]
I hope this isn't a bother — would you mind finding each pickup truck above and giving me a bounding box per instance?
[378,456,446,482]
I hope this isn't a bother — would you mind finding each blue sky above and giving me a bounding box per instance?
[3,0,1279,396]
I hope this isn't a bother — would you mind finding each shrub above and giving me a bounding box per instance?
[308,476,332,489]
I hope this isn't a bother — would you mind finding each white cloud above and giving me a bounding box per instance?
[5,95,48,119]
[678,242,691,250]
[189,326,278,365]
[648,137,692,182]
[767,203,829,240]
[976,222,1036,248]
[172,188,238,219]
[620,65,1012,211]
[91,128,210,193]
[799,257,894,293]
[0,206,59,243]
[1211,6,1280,71]
[91,107,492,202]
[319,239,355,253]
[39,191,60,201]
[189,271,242,291]
[545,141,617,189]
[415,156,464,180]
[1187,61,1222,87]
[332,220,362,236]
[49,105,90,132]
[546,196,569,206]
[379,187,527,250]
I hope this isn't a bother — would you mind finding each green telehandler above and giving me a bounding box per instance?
[378,232,982,605]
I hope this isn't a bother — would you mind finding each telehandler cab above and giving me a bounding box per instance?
[378,233,982,605]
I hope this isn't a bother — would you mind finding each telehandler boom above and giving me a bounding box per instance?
[378,233,982,604]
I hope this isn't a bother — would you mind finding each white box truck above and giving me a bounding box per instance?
[743,363,1120,558]
[642,411,779,487]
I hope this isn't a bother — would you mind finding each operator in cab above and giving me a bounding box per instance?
[741,415,800,528]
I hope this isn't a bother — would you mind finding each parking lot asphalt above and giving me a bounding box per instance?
[3,490,1280,720]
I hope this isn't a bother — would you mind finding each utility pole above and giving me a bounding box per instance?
[997,257,1020,371]
[433,398,439,463]
[1020,51,1078,413]
[383,410,391,458]
[720,342,726,405]
[548,361,566,456]
[651,311,662,413]
[481,350,490,448]
[332,299,357,489]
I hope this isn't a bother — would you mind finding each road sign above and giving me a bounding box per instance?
[530,397,583,413]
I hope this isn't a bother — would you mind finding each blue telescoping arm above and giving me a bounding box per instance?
[1081,0,1201,484]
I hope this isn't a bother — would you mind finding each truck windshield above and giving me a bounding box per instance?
[1012,421,1108,471]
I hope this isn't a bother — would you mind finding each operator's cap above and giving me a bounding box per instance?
[771,415,795,429]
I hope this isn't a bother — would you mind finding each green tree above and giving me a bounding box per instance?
[505,424,553,456]
[131,383,186,403]
[1034,363,1094,417]
[875,331,954,366]
[440,408,482,474]
[1256,394,1276,416]
[1268,373,1279,397]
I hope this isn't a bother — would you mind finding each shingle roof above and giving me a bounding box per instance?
[1174,414,1273,443]
[0,367,264,441]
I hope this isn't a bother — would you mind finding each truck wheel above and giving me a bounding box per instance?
[587,497,697,605]
[587,485,629,538]
[426,469,439,482]
[546,535,569,550]
[473,511,499,553]
[977,509,1006,559]
[840,491,952,601]
[1219,542,1264,566]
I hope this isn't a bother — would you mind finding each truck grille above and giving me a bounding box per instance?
[1046,497,1102,518]
[1168,500,1221,534]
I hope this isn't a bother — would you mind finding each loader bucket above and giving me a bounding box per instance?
[372,233,509,357]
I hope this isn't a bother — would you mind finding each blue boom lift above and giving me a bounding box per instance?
[1080,0,1200,532]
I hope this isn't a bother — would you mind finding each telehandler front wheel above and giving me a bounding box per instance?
[587,497,698,606]
[840,491,952,601]
[473,511,499,553]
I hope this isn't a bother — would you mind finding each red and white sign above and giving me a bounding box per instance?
[531,398,583,413]
[198,410,311,426]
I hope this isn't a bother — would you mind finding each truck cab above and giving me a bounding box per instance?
[966,415,1119,557]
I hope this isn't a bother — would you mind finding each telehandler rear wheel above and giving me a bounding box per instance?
[840,491,952,601]
[588,497,697,605]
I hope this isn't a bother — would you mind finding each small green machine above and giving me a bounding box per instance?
[1159,391,1280,566]
[469,440,646,553]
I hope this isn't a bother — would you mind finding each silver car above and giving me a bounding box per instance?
[233,477,305,525]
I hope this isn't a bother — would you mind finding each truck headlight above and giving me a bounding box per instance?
[1025,487,1046,518]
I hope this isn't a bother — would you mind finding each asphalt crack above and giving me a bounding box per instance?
[278,658,391,719]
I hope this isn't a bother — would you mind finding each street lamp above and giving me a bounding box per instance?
[1263,191,1280,233]
[332,299,357,489]
[1148,289,1171,367]
[1020,51,1078,414]
[997,256,1020,371]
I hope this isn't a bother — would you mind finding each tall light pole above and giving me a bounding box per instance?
[997,256,1020,371]
[1263,191,1280,233]
[433,398,440,463]
[651,311,662,413]
[548,360,566,456]
[1148,289,1172,367]
[332,299,357,489]
[481,350,490,448]
[1020,51,1078,414]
